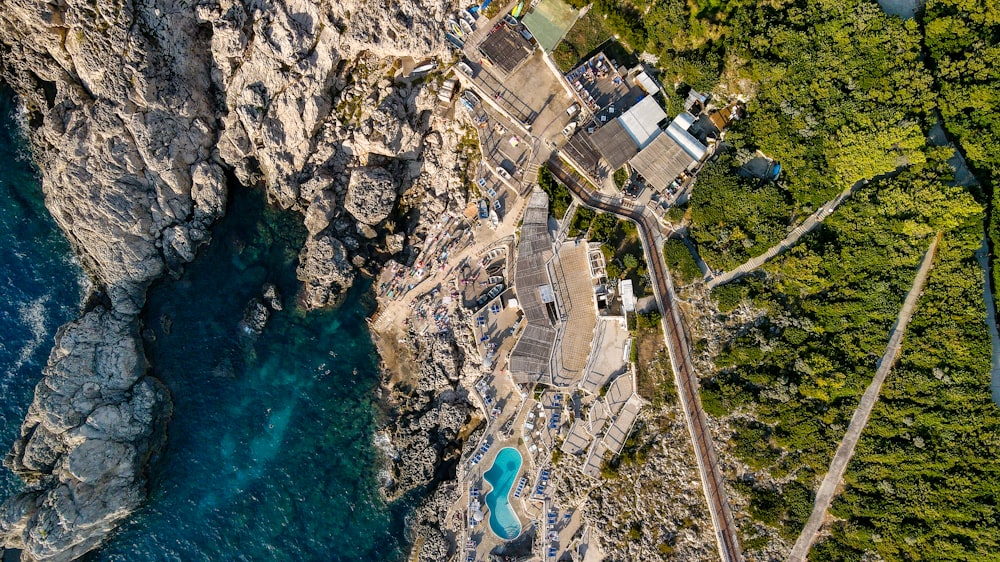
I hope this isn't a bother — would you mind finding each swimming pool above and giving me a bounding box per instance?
[483,447,523,540]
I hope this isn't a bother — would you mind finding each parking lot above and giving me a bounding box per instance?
[465,48,577,142]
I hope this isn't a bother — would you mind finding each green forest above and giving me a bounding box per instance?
[571,0,1000,558]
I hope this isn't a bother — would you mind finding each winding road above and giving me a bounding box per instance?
[546,155,744,562]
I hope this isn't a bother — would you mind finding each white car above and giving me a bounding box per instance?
[496,166,512,181]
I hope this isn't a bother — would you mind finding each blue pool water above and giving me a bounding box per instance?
[0,85,415,561]
[483,447,522,540]
[0,87,87,500]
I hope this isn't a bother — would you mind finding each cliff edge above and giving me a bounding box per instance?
[0,0,466,559]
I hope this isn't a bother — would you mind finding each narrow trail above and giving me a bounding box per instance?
[788,232,941,562]
[707,181,862,289]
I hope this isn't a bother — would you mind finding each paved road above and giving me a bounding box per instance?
[788,232,941,562]
[547,155,744,562]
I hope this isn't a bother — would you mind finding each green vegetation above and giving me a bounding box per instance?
[923,0,1000,298]
[612,167,629,190]
[634,312,678,408]
[537,166,572,219]
[589,213,649,295]
[707,157,986,543]
[710,283,748,313]
[481,1,502,19]
[588,212,618,243]
[563,0,1000,554]
[567,206,595,237]
[688,155,793,271]
[815,214,1000,558]
[662,238,702,285]
[455,126,481,201]
[563,0,729,95]
[665,204,687,224]
[551,9,611,72]
[723,1,933,207]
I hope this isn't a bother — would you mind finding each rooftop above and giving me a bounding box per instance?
[628,133,697,191]
[510,190,557,382]
[479,24,534,74]
[665,111,708,161]
[562,130,607,180]
[618,96,667,149]
[590,118,637,171]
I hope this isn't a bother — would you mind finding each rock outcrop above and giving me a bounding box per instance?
[296,234,357,309]
[0,308,170,562]
[345,166,398,226]
[0,0,470,558]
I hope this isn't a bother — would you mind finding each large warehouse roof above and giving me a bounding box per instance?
[510,189,556,382]
[590,119,638,171]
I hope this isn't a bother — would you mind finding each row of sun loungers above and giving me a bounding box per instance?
[512,475,527,498]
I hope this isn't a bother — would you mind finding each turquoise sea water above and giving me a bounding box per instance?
[88,182,412,562]
[484,447,522,540]
[0,87,87,500]
[0,86,413,561]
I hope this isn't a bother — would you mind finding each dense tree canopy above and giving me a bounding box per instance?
[577,0,1000,557]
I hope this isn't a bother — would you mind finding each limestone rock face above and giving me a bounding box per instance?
[0,0,228,314]
[0,0,473,558]
[345,167,398,226]
[296,234,357,309]
[303,189,338,236]
[1,309,170,562]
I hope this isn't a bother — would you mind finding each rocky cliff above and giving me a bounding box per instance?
[0,0,468,559]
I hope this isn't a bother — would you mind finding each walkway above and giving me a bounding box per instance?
[788,232,941,562]
[547,154,744,562]
[707,181,863,289]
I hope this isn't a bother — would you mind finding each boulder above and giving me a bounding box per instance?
[296,234,357,309]
[303,189,338,236]
[344,167,397,225]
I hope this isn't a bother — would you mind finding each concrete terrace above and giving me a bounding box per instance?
[579,317,629,395]
[509,189,558,383]
[550,241,598,386]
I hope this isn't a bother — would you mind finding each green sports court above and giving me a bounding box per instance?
[521,0,579,52]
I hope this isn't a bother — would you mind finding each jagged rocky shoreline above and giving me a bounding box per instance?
[0,0,474,560]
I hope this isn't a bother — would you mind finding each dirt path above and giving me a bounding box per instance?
[788,232,941,562]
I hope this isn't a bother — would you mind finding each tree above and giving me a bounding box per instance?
[622,253,639,271]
